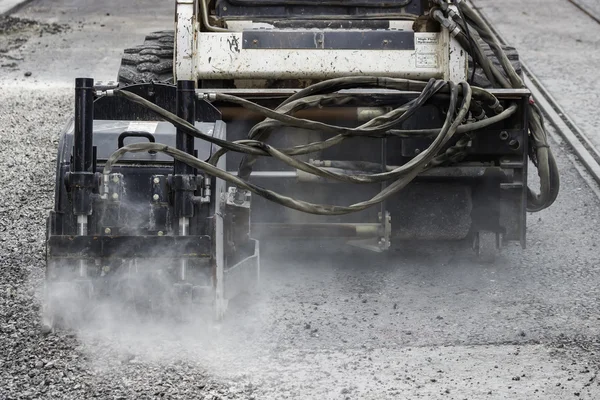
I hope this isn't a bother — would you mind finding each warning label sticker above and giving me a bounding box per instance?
[416,53,438,68]
[416,36,439,46]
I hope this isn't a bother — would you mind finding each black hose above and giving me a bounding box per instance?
[455,1,559,212]
[107,31,553,213]
[235,78,446,182]
[103,82,474,215]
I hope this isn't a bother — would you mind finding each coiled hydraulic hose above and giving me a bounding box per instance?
[113,77,481,187]
[103,4,558,214]
[450,1,559,211]
[104,80,487,215]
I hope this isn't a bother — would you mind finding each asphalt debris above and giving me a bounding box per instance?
[0,16,69,71]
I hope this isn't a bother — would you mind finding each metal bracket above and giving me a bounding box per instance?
[379,211,392,251]
[105,173,124,202]
[345,211,392,253]
[99,172,124,235]
[225,187,251,208]
[93,81,119,91]
[149,175,170,235]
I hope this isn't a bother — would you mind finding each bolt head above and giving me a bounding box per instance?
[157,231,164,236]
[112,175,120,183]
[111,193,119,200]
[153,177,160,184]
[104,228,111,234]
[153,194,160,201]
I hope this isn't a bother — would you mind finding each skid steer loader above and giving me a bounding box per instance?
[44,0,559,328]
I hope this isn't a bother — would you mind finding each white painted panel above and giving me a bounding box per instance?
[175,0,196,82]
[194,32,467,82]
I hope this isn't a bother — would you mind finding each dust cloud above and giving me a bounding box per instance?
[40,250,280,383]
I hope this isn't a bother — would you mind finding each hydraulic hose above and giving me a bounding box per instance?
[105,27,548,214]
[104,81,478,215]
[453,0,559,211]
[234,78,446,182]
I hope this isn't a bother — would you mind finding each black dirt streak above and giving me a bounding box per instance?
[0,16,70,69]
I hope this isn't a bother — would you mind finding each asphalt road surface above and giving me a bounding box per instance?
[473,0,600,150]
[1,1,600,399]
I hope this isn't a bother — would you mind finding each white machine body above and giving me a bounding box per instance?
[174,0,468,86]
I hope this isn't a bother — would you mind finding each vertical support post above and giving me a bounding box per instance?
[72,78,95,277]
[175,0,196,82]
[444,24,468,82]
[74,78,94,174]
[175,80,196,176]
[379,137,391,251]
[520,95,529,248]
[213,124,228,319]
[173,80,197,220]
[72,78,95,220]
[174,80,197,281]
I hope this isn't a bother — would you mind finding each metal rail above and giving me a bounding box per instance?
[470,2,600,185]
[197,88,532,97]
[567,0,600,25]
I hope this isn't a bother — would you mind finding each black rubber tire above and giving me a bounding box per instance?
[118,31,175,85]
[468,40,522,89]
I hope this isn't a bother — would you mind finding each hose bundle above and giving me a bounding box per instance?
[432,0,559,211]
[105,78,505,215]
[103,1,559,215]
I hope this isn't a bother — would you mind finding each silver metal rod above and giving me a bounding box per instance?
[77,215,88,277]
[228,171,297,178]
[198,88,531,97]
[77,215,87,236]
[252,222,381,238]
[179,217,189,236]
[227,166,505,182]
[179,217,189,281]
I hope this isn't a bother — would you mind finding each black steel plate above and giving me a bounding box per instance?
[216,0,425,19]
[242,30,415,50]
[47,235,212,259]
[229,0,413,6]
